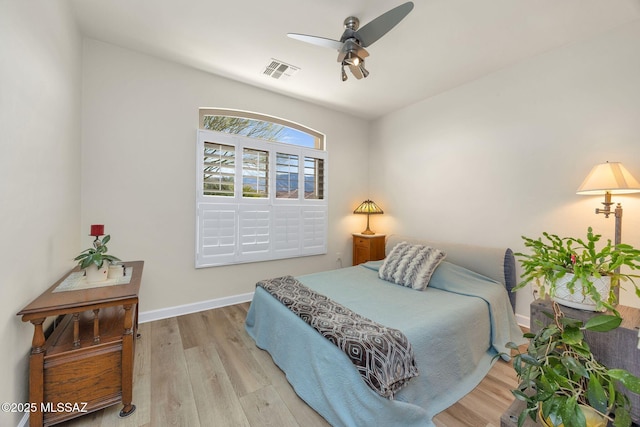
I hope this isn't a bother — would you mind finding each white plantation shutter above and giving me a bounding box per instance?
[302,207,327,253]
[239,205,271,260]
[197,203,237,266]
[196,129,327,268]
[273,205,301,256]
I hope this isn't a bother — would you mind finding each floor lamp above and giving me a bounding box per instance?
[576,161,640,249]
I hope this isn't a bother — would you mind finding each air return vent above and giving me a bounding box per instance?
[263,59,300,80]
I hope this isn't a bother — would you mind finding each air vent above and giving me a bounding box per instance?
[263,59,300,80]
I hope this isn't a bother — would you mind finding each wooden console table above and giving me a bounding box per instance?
[17,260,143,427]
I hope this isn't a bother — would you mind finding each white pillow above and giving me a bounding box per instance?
[379,242,446,291]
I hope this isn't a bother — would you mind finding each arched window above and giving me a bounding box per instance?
[195,109,327,267]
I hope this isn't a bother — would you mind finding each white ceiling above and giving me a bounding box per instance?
[71,0,640,120]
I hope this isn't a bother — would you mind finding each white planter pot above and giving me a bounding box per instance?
[551,273,610,311]
[85,261,109,283]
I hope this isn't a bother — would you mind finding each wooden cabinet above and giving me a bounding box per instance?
[17,261,143,427]
[352,234,386,266]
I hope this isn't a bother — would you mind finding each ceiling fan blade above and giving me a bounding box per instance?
[355,1,414,47]
[287,33,344,50]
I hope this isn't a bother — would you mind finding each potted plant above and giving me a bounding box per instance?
[514,227,640,312]
[507,227,640,427]
[507,303,640,427]
[75,235,120,283]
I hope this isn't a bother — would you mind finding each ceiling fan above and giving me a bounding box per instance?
[288,2,414,81]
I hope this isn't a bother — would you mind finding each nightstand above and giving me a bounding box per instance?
[352,234,386,266]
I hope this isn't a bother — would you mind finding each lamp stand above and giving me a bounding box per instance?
[594,192,622,247]
[594,191,622,301]
[614,203,622,248]
[361,214,374,235]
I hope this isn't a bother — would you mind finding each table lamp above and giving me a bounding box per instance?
[353,199,384,235]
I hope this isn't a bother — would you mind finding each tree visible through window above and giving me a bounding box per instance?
[203,115,286,141]
[200,112,321,149]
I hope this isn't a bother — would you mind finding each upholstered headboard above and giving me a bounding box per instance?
[385,235,517,311]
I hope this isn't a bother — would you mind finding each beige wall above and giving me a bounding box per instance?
[0,0,81,425]
[5,3,640,424]
[370,20,640,323]
[80,39,370,314]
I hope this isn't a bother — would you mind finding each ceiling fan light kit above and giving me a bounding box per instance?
[288,2,414,81]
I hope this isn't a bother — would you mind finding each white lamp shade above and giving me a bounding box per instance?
[576,162,640,195]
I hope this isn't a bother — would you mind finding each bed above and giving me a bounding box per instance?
[245,235,524,427]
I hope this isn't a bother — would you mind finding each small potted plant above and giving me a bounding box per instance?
[75,235,120,283]
[507,303,640,427]
[514,227,640,312]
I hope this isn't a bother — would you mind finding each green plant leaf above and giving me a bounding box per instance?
[567,341,592,358]
[520,354,541,367]
[586,373,608,413]
[518,407,536,427]
[571,403,587,427]
[512,389,529,401]
[608,380,616,410]
[608,369,640,394]
[561,325,583,345]
[535,377,557,401]
[613,406,632,427]
[584,315,622,332]
[544,366,570,390]
[560,317,583,328]
[541,325,560,341]
[560,395,578,427]
[561,356,588,378]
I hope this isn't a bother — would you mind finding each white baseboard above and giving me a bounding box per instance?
[138,292,254,324]
[515,313,530,329]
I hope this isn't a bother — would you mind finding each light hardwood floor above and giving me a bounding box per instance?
[59,303,521,427]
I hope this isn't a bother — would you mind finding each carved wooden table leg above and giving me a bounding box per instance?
[29,318,46,427]
[119,304,136,418]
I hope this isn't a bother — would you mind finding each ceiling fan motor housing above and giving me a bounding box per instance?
[344,16,360,31]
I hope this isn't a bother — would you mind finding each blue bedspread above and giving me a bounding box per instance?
[245,260,524,427]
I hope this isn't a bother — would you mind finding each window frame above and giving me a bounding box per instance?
[199,108,325,150]
[195,123,327,268]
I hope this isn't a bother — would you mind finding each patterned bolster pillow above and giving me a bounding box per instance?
[379,242,446,291]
